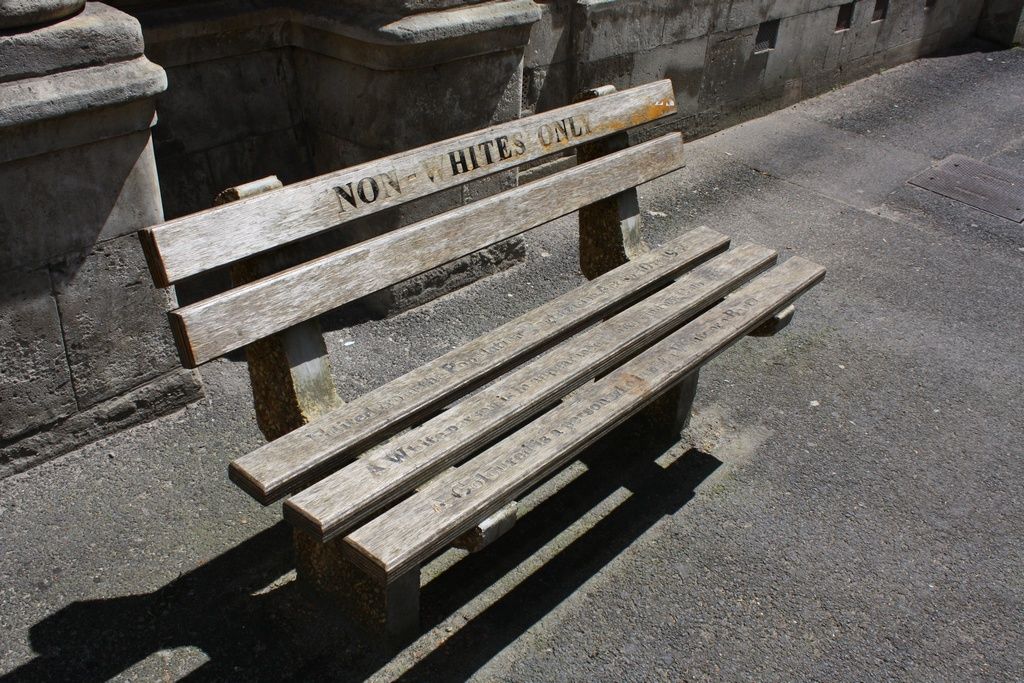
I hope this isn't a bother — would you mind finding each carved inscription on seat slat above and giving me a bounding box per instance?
[284,245,779,541]
[343,257,826,583]
[229,227,729,504]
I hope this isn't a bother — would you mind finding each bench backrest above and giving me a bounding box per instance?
[140,80,682,368]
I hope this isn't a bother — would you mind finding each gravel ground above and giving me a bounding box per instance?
[1,45,1022,682]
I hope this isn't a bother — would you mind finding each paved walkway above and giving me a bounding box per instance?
[1,46,1022,682]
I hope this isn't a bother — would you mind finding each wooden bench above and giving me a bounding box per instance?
[139,80,825,644]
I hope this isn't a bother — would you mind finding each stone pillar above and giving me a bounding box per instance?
[978,0,1024,45]
[0,2,202,477]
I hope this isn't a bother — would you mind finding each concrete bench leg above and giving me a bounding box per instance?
[293,529,420,647]
[218,177,342,442]
[574,86,699,452]
[607,369,700,452]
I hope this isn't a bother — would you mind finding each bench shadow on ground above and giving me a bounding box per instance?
[2,429,721,682]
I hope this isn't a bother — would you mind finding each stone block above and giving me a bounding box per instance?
[131,2,287,70]
[292,0,539,71]
[522,61,572,115]
[159,127,312,220]
[939,0,984,35]
[870,2,931,52]
[0,368,202,478]
[0,0,83,30]
[153,148,217,221]
[53,234,181,409]
[294,47,524,154]
[723,0,812,31]
[153,48,300,157]
[0,55,165,132]
[575,37,708,116]
[203,128,312,206]
[575,0,719,62]
[574,52,634,95]
[868,0,986,55]
[943,1,988,43]
[699,26,769,109]
[635,37,710,116]
[525,0,572,69]
[0,130,163,272]
[722,0,862,28]
[831,0,881,65]
[0,3,142,83]
[341,0,490,14]
[762,7,838,94]
[0,269,76,441]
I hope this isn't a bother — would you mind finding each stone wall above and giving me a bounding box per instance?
[114,0,993,308]
[113,0,995,218]
[126,1,537,314]
[112,1,991,249]
[526,0,988,141]
[0,2,202,478]
[978,0,1024,45]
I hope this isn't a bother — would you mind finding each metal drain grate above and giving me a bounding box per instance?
[909,154,1024,223]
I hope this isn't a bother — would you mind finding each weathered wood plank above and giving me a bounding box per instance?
[140,80,678,287]
[283,244,778,542]
[343,256,826,583]
[171,133,687,367]
[230,226,729,504]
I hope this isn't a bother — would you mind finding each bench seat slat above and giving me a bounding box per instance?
[230,226,730,504]
[141,80,677,286]
[171,133,687,367]
[284,244,779,541]
[343,256,827,583]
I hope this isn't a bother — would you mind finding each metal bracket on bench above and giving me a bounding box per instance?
[750,304,796,337]
[421,470,520,553]
[452,501,519,553]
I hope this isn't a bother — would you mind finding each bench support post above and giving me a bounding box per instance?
[575,85,649,279]
[216,177,343,441]
[576,86,697,446]
[631,369,700,448]
[293,529,420,647]
[444,92,659,550]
